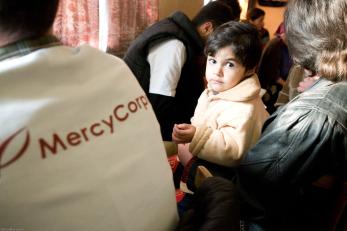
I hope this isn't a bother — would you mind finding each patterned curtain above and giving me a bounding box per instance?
[53,0,158,56]
[107,0,159,57]
[53,0,99,48]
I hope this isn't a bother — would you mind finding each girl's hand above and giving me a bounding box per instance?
[177,143,194,166]
[172,123,196,144]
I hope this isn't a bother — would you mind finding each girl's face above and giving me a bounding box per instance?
[205,46,251,93]
[251,15,265,31]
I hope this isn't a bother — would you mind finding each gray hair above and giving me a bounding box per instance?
[285,0,347,82]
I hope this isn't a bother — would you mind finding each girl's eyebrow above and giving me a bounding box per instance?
[226,57,237,61]
[207,55,239,63]
[225,57,241,64]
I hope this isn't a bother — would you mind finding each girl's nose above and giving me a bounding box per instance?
[213,65,223,76]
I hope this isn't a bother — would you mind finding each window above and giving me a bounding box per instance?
[53,0,158,57]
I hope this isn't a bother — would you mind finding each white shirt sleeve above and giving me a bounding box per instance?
[147,39,187,97]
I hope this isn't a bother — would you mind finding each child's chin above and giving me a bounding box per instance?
[211,85,221,90]
[211,87,222,93]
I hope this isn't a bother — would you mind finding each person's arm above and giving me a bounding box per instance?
[189,108,254,167]
[173,90,240,167]
[237,106,335,189]
[147,39,187,141]
[172,124,195,168]
[174,105,247,167]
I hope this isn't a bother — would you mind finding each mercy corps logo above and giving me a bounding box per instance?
[0,95,149,170]
[0,127,30,169]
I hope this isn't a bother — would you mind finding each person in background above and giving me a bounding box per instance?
[274,64,305,107]
[172,21,268,183]
[123,2,235,141]
[217,0,242,21]
[0,0,178,230]
[237,0,347,229]
[275,64,319,108]
[257,22,293,114]
[245,8,269,47]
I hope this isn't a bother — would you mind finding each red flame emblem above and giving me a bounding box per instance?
[0,128,30,169]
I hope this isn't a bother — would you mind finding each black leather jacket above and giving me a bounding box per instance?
[237,79,347,230]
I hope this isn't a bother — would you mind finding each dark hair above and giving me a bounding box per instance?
[285,0,347,81]
[192,1,234,29]
[246,8,265,21]
[0,0,60,38]
[217,0,242,21]
[205,21,262,71]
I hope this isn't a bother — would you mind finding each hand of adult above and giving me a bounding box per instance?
[297,76,319,93]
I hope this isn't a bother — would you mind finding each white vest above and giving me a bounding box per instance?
[0,45,178,231]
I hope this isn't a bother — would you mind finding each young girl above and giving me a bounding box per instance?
[172,21,269,172]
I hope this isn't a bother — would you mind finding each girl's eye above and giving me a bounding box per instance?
[226,62,234,68]
[208,58,217,64]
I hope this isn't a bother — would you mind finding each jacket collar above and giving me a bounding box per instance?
[0,35,61,61]
[207,74,261,102]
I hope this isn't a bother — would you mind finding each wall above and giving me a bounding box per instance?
[255,3,286,39]
[239,0,250,20]
[159,0,204,19]
[158,0,285,39]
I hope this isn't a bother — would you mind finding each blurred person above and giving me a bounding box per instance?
[245,8,269,47]
[257,22,293,113]
[275,65,319,108]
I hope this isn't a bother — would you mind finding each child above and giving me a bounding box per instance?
[172,21,269,174]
